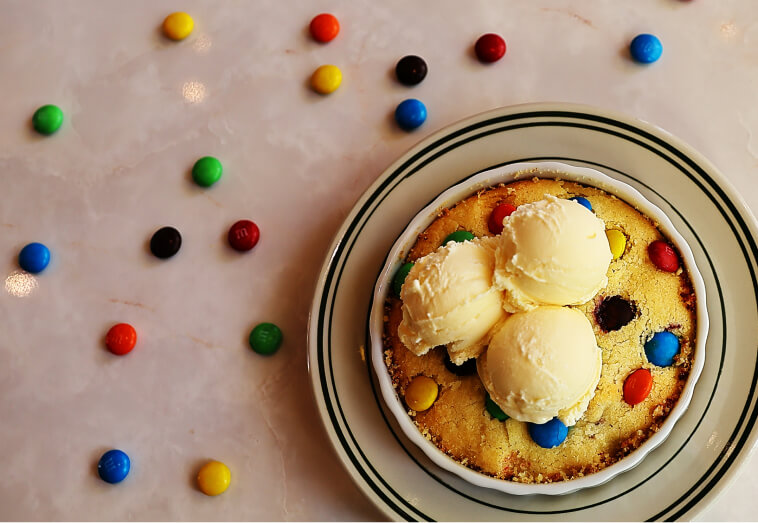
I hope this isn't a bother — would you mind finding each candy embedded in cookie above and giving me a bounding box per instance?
[644,331,681,367]
[648,240,680,272]
[528,418,569,449]
[623,368,653,405]
[404,375,438,412]
[595,295,636,332]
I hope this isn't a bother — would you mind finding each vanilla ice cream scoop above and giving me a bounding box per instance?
[477,306,602,425]
[493,196,612,313]
[398,237,508,365]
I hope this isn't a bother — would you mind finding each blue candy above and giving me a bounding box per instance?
[644,331,680,367]
[630,34,663,64]
[98,449,130,484]
[528,417,568,448]
[569,196,592,211]
[395,99,427,131]
[18,242,50,273]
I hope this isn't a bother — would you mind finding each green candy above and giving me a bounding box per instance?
[485,393,509,422]
[32,104,63,135]
[192,156,223,187]
[443,230,475,245]
[392,262,414,297]
[249,322,283,355]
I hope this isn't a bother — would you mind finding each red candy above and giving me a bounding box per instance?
[648,240,680,272]
[228,220,260,252]
[488,203,517,234]
[105,323,137,356]
[475,33,506,63]
[309,13,340,43]
[623,368,653,405]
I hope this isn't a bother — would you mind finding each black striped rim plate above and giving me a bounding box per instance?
[307,103,758,521]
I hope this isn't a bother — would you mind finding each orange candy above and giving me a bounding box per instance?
[623,368,653,405]
[309,13,340,43]
[105,323,137,356]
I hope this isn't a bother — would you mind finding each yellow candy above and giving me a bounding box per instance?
[163,12,194,41]
[197,460,231,496]
[310,65,342,94]
[404,375,438,411]
[606,229,627,260]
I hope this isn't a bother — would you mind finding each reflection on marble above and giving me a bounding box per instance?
[4,271,38,298]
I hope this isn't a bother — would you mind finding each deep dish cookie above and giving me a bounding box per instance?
[382,177,697,483]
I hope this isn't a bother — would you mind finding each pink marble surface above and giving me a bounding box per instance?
[0,0,756,520]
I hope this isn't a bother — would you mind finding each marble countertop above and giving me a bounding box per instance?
[1,0,756,520]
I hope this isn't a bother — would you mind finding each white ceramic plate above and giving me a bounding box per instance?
[368,161,709,496]
[307,103,758,521]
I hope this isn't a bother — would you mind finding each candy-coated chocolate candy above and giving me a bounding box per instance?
[192,156,223,187]
[395,55,427,86]
[228,220,260,252]
[630,34,662,64]
[443,351,477,376]
[596,295,635,332]
[624,368,653,405]
[150,226,182,259]
[309,13,340,43]
[32,105,63,135]
[98,449,130,484]
[197,460,231,496]
[310,65,342,94]
[485,393,508,421]
[249,322,283,355]
[569,196,592,211]
[443,230,475,245]
[162,12,194,41]
[487,203,517,234]
[475,33,506,63]
[18,242,50,273]
[606,229,627,260]
[392,262,414,297]
[528,418,568,448]
[404,375,438,411]
[645,331,680,367]
[648,240,679,272]
[394,99,427,131]
[105,323,137,356]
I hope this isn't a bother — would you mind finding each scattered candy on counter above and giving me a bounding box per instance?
[150,226,182,259]
[310,64,342,94]
[197,460,231,496]
[97,449,131,484]
[485,393,508,421]
[192,156,223,187]
[309,13,340,43]
[162,12,194,41]
[474,33,506,63]
[394,98,427,131]
[442,230,475,245]
[249,322,283,355]
[644,331,680,367]
[404,375,438,411]
[32,105,63,135]
[228,220,260,252]
[528,417,568,448]
[105,323,138,356]
[443,352,477,376]
[18,242,50,274]
[595,295,635,332]
[605,229,627,260]
[623,368,653,405]
[392,262,414,297]
[630,33,662,64]
[569,196,592,212]
[395,55,428,86]
[648,240,679,272]
[487,203,517,235]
